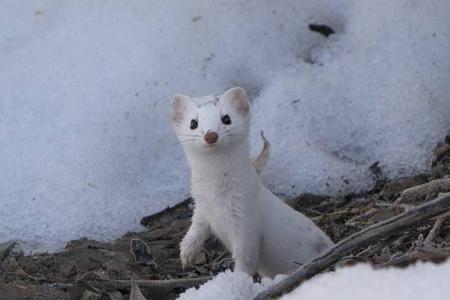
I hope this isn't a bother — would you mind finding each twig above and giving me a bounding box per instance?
[398,178,450,204]
[415,234,425,247]
[377,246,450,268]
[424,217,445,246]
[355,236,397,261]
[89,276,212,293]
[253,193,450,300]
[58,277,212,299]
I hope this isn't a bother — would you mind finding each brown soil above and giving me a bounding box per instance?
[1,134,449,300]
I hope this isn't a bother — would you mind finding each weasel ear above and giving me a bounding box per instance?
[171,94,190,126]
[221,87,250,115]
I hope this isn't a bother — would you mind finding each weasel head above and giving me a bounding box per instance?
[171,87,251,152]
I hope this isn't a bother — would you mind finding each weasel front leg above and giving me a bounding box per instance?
[180,209,210,269]
[232,234,261,275]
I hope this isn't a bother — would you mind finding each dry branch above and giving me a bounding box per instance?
[65,276,212,299]
[253,192,450,300]
[378,246,450,268]
[424,217,446,246]
[89,276,212,293]
[398,178,450,204]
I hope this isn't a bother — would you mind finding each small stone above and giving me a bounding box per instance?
[70,280,101,300]
[130,239,157,269]
[79,289,102,300]
[0,241,16,262]
[106,291,124,300]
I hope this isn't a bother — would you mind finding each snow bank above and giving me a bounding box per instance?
[178,261,450,300]
[253,0,450,195]
[1,0,450,250]
[281,261,450,300]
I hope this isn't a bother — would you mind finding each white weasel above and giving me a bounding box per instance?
[171,87,333,278]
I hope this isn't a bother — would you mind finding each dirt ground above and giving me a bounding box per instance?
[1,134,449,300]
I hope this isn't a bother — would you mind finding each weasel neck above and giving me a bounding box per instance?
[185,141,254,183]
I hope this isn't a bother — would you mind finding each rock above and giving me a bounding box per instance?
[106,291,124,300]
[79,289,102,300]
[70,280,102,300]
[0,241,16,262]
[130,239,157,269]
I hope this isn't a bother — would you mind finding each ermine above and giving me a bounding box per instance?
[171,87,333,278]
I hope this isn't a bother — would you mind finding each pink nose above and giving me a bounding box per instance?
[204,131,219,144]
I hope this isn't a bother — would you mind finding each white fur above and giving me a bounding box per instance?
[171,87,333,278]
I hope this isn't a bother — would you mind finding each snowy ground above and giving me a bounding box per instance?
[177,261,450,300]
[1,0,450,251]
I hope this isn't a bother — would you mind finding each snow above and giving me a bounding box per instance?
[177,270,285,300]
[253,0,450,195]
[178,261,450,300]
[280,261,450,300]
[1,0,450,251]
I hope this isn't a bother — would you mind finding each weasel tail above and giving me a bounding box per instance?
[171,87,333,278]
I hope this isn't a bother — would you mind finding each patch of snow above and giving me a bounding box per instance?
[177,270,285,300]
[1,0,449,250]
[252,0,450,195]
[177,261,450,300]
[281,261,450,300]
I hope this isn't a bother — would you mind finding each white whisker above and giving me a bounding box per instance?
[177,134,202,138]
[171,138,202,147]
[222,133,253,140]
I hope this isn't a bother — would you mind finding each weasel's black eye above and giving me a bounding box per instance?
[190,119,198,130]
[221,114,231,125]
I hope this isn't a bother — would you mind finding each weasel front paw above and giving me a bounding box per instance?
[179,237,203,269]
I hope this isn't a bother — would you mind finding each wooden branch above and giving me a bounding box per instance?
[378,246,450,268]
[424,217,445,246]
[355,236,398,261]
[398,178,450,204]
[89,276,212,293]
[253,192,450,300]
